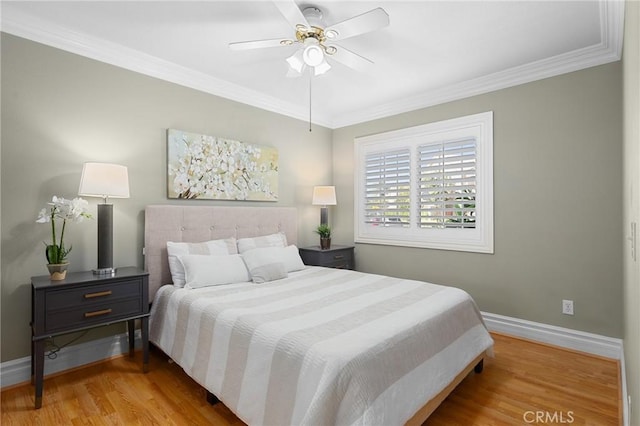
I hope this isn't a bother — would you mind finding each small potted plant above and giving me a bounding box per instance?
[315,224,331,250]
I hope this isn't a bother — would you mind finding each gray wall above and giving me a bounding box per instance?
[623,0,640,421]
[0,31,625,367]
[0,34,333,362]
[333,62,623,338]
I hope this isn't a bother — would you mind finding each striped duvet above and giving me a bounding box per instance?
[149,266,493,426]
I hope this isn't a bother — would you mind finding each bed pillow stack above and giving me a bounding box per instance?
[168,232,306,288]
[238,233,305,283]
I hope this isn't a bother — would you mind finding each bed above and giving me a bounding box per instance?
[145,205,493,425]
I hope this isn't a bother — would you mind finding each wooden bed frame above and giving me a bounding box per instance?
[144,205,487,425]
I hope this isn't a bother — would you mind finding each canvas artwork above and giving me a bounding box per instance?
[167,129,278,201]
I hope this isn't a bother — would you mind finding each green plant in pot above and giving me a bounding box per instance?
[315,224,332,250]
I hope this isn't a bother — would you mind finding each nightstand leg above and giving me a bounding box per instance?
[127,319,135,357]
[30,337,35,385]
[33,339,44,409]
[141,316,149,373]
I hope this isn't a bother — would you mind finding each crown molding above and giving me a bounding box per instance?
[1,1,624,130]
[331,0,625,128]
[0,5,334,129]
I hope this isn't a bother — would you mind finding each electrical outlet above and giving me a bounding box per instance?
[562,299,574,315]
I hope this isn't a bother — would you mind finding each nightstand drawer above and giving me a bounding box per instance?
[323,257,353,269]
[299,245,355,270]
[45,297,143,333]
[46,279,143,310]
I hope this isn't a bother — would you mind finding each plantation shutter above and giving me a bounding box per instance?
[364,149,411,227]
[418,138,477,229]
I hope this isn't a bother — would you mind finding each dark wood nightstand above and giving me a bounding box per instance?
[31,266,149,409]
[299,245,355,270]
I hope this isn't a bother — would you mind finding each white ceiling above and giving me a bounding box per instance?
[1,1,624,129]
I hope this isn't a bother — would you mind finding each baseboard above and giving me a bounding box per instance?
[481,311,624,359]
[0,330,141,389]
[1,312,627,415]
[481,312,627,425]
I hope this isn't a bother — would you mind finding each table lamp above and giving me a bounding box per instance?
[312,186,336,226]
[78,162,130,275]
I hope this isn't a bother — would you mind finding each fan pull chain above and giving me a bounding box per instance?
[309,71,312,132]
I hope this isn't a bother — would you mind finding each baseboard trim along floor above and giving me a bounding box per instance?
[1,330,141,389]
[481,311,623,360]
[0,312,627,426]
[481,312,627,426]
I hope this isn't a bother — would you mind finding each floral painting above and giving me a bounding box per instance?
[167,129,278,201]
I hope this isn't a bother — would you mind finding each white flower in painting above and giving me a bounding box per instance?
[174,174,189,193]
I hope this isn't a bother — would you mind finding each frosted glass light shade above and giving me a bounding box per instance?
[286,50,305,73]
[303,45,324,67]
[314,59,331,76]
[78,162,130,199]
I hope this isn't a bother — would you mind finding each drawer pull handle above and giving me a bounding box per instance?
[333,255,344,260]
[84,290,112,299]
[84,309,112,318]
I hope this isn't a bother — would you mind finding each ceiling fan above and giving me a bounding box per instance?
[229,1,390,77]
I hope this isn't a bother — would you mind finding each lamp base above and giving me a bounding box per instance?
[92,267,115,276]
[96,203,114,273]
[320,206,328,226]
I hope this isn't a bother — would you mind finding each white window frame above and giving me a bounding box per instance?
[354,111,494,253]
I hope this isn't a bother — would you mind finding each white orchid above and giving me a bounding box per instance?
[36,196,92,264]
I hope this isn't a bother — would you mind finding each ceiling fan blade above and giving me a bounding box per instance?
[324,8,389,41]
[329,44,374,72]
[229,38,292,51]
[273,0,310,30]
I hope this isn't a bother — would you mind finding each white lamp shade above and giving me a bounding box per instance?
[78,162,130,199]
[312,186,337,206]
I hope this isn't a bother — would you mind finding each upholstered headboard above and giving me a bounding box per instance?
[144,205,298,299]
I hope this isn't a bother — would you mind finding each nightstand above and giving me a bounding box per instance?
[31,266,149,409]
[299,245,355,270]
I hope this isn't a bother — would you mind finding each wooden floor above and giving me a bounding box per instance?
[1,333,620,425]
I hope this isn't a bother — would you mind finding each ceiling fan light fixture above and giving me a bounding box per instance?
[302,44,324,67]
[286,50,305,73]
[314,59,331,76]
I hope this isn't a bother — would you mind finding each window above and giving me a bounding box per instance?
[364,149,411,227]
[354,111,493,253]
[418,138,477,229]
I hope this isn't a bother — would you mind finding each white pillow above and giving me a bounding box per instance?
[237,232,287,254]
[279,245,306,272]
[242,245,305,283]
[180,254,250,289]
[167,238,237,287]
